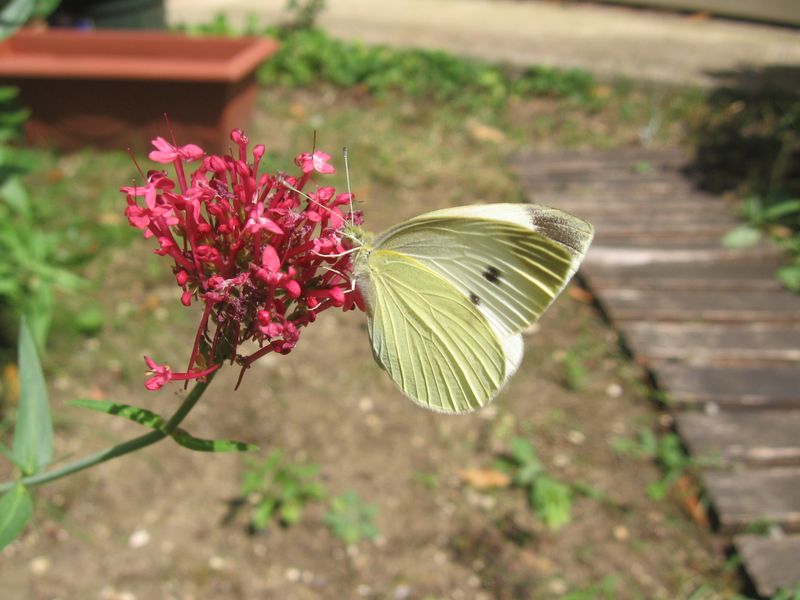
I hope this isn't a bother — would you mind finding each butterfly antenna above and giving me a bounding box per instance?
[279,177,338,218]
[281,176,360,246]
[312,246,360,259]
[318,264,356,294]
[343,146,354,220]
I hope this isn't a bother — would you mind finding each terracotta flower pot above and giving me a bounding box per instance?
[0,28,279,153]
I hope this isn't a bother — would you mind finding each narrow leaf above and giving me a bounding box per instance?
[13,318,53,475]
[764,199,800,221]
[67,399,168,431]
[0,439,24,471]
[0,483,33,550]
[170,428,258,453]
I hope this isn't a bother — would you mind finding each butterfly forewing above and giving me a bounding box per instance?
[372,204,593,336]
[363,249,506,413]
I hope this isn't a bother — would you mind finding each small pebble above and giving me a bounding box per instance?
[566,430,586,445]
[393,584,413,599]
[358,396,374,412]
[552,453,570,468]
[208,556,226,571]
[128,529,150,549]
[285,567,301,582]
[606,383,623,398]
[30,556,50,575]
[357,584,372,597]
[613,525,630,541]
[549,580,568,595]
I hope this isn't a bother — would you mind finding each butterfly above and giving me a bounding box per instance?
[347,203,594,413]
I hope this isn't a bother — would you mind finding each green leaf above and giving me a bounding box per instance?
[721,224,761,249]
[531,476,572,530]
[0,0,35,40]
[764,199,800,221]
[776,264,800,293]
[280,498,302,525]
[0,483,33,550]
[31,0,62,19]
[24,282,54,354]
[0,439,24,471]
[251,498,277,530]
[67,399,168,431]
[170,428,258,453]
[0,176,31,216]
[13,318,53,475]
[510,437,538,466]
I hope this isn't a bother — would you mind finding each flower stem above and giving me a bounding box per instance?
[0,374,215,494]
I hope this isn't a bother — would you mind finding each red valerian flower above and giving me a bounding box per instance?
[143,356,219,391]
[124,130,363,390]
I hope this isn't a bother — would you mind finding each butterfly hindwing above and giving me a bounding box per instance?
[372,203,594,337]
[362,249,506,413]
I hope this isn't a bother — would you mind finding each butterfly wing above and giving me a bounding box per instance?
[371,203,593,337]
[359,248,508,413]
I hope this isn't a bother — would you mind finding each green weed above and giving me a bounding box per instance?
[496,437,572,530]
[563,575,619,600]
[612,429,710,501]
[324,490,379,544]
[240,450,325,530]
[176,14,596,114]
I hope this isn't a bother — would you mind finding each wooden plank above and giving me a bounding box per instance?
[599,288,800,322]
[619,322,800,365]
[594,223,735,240]
[520,179,699,196]
[520,170,682,185]
[652,363,800,408]
[510,147,689,170]
[529,194,723,211]
[586,243,784,266]
[704,468,800,533]
[676,411,800,467]
[584,260,785,291]
[735,535,800,598]
[588,212,736,226]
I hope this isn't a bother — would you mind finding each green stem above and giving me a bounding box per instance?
[0,374,215,493]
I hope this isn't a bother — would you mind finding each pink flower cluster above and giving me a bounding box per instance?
[123,130,363,390]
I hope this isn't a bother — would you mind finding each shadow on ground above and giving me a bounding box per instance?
[689,64,800,204]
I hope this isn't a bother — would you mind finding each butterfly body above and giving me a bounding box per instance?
[348,203,593,413]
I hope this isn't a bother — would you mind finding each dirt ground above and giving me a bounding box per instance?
[0,87,739,599]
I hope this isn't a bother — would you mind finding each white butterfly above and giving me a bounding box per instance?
[347,203,594,413]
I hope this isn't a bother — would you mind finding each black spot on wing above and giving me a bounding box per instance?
[469,293,480,305]
[483,265,501,285]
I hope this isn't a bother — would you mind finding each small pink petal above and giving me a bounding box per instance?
[261,245,280,272]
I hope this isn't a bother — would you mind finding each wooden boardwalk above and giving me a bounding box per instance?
[511,147,800,598]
